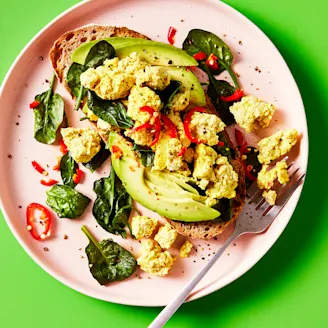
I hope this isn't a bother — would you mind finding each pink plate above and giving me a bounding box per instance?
[0,0,308,306]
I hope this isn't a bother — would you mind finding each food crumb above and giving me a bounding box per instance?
[18,205,22,209]
[39,56,44,61]
[255,66,262,73]
[236,72,241,77]
[135,274,142,279]
[18,115,20,118]
[214,237,218,241]
[147,276,151,279]
[256,88,259,90]
[180,19,184,22]
[8,154,12,159]
[24,83,28,88]
[193,260,196,263]
[130,15,134,18]
[78,248,82,251]
[227,253,230,256]
[233,243,236,246]
[43,247,49,252]
[45,79,49,83]
[157,35,160,38]
[238,52,241,55]
[202,257,205,260]
[239,40,243,45]
[223,34,227,37]
[80,255,84,259]
[63,234,68,240]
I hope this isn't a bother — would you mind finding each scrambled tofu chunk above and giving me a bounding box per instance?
[97,118,119,138]
[189,112,226,146]
[180,240,193,258]
[61,128,101,163]
[229,95,276,132]
[193,144,217,182]
[125,121,154,147]
[127,86,162,123]
[136,66,171,90]
[257,160,289,190]
[80,53,148,100]
[154,224,178,249]
[137,239,175,276]
[153,134,184,171]
[258,129,298,164]
[262,190,277,206]
[205,155,239,200]
[174,162,192,176]
[167,111,191,147]
[131,215,158,240]
[170,91,190,112]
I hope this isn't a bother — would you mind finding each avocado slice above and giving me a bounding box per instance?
[72,38,198,67]
[165,67,206,106]
[108,132,220,222]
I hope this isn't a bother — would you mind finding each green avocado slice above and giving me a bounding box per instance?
[108,132,220,222]
[72,38,198,67]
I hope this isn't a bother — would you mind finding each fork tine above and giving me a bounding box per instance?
[261,171,305,218]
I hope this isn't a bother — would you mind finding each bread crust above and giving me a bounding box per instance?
[49,26,245,239]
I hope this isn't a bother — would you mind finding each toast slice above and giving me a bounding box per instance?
[48,25,245,239]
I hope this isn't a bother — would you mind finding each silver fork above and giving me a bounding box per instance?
[149,162,305,328]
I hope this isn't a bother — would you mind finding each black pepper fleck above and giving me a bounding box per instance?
[8,154,12,159]
[39,56,44,61]
[43,247,49,252]
[239,40,243,45]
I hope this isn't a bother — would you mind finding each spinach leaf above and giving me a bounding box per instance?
[132,143,155,167]
[60,152,78,188]
[182,29,237,85]
[213,198,232,222]
[46,185,90,219]
[83,140,110,172]
[245,146,262,188]
[156,80,182,114]
[66,63,87,98]
[81,225,136,285]
[92,168,132,237]
[66,40,115,110]
[87,90,134,129]
[84,40,115,69]
[33,73,64,144]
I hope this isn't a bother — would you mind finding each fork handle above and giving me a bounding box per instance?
[148,233,238,328]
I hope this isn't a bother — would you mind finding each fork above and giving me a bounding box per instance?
[149,161,305,328]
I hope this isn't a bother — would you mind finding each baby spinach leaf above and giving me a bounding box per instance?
[66,40,116,110]
[245,146,262,188]
[60,152,78,188]
[132,143,155,167]
[157,80,182,114]
[84,40,115,69]
[182,29,235,79]
[83,140,110,172]
[92,168,132,238]
[81,225,136,285]
[213,198,232,222]
[33,73,64,144]
[46,185,90,219]
[204,66,236,125]
[87,90,134,129]
[66,63,87,98]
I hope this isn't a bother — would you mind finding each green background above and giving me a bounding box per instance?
[0,0,327,327]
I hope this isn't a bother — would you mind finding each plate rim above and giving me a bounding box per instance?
[0,0,309,307]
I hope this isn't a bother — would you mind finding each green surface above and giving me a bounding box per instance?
[0,0,327,327]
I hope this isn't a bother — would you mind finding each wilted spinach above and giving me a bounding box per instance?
[33,73,64,144]
[213,198,232,222]
[92,168,132,238]
[83,140,110,172]
[60,152,78,188]
[87,90,133,129]
[132,143,155,167]
[66,40,115,110]
[207,78,235,125]
[46,185,90,219]
[81,225,136,285]
[183,29,242,125]
[245,146,262,188]
[157,80,182,114]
